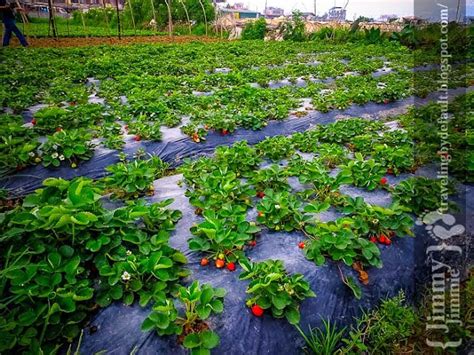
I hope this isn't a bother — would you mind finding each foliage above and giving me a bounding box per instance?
[391,177,455,215]
[188,206,260,263]
[279,11,307,42]
[142,280,225,354]
[242,18,267,40]
[34,104,104,133]
[0,178,186,353]
[214,141,262,177]
[256,189,307,232]
[239,259,315,325]
[339,153,386,191]
[295,319,346,355]
[256,135,295,162]
[104,155,169,199]
[39,129,95,168]
[0,115,39,174]
[342,291,416,353]
[304,219,383,268]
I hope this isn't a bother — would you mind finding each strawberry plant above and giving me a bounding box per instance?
[340,197,414,239]
[104,155,169,199]
[372,144,415,175]
[291,130,320,153]
[339,153,386,190]
[239,258,315,324]
[304,218,383,268]
[33,104,104,134]
[214,141,262,177]
[391,177,456,215]
[0,177,186,353]
[127,119,162,141]
[317,143,349,168]
[183,165,254,211]
[142,281,226,354]
[100,122,125,150]
[181,123,208,143]
[317,119,384,145]
[256,136,295,162]
[249,164,291,193]
[39,129,95,168]
[289,157,352,201]
[256,189,307,232]
[188,206,261,265]
[0,135,40,175]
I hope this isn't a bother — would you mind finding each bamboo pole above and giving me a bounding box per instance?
[127,0,136,35]
[80,8,88,37]
[149,0,157,34]
[197,0,207,36]
[47,0,57,38]
[102,0,111,37]
[115,0,121,39]
[178,0,191,35]
[164,0,172,37]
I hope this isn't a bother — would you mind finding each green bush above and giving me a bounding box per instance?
[241,17,267,40]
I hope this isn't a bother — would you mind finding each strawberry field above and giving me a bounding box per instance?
[0,39,472,354]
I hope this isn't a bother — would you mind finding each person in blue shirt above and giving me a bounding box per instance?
[0,0,28,47]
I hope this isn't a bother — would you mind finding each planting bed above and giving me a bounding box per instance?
[0,40,472,354]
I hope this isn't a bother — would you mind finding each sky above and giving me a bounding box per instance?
[224,0,474,20]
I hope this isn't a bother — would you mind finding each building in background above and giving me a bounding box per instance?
[327,6,346,21]
[220,3,261,19]
[264,6,284,19]
[379,14,398,22]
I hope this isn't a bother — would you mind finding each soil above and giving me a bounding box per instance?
[7,35,222,48]
[177,320,210,344]
[0,198,23,212]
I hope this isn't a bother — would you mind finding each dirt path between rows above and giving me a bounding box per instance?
[6,35,223,48]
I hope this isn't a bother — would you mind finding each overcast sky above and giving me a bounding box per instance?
[225,0,473,19]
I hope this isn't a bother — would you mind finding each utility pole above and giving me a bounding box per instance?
[313,0,316,16]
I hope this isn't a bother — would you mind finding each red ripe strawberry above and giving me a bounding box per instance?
[370,236,377,243]
[192,132,200,143]
[200,257,209,266]
[298,242,305,249]
[378,235,387,244]
[248,240,257,247]
[134,135,141,141]
[380,177,388,185]
[251,304,264,317]
[256,191,265,198]
[257,211,264,218]
[385,238,392,245]
[215,259,225,268]
[221,129,229,136]
[56,127,63,132]
[31,119,37,125]
[226,262,236,272]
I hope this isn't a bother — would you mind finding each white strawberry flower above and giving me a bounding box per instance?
[28,152,35,157]
[275,204,281,210]
[121,271,131,281]
[126,250,132,256]
[59,155,65,161]
[51,152,59,159]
